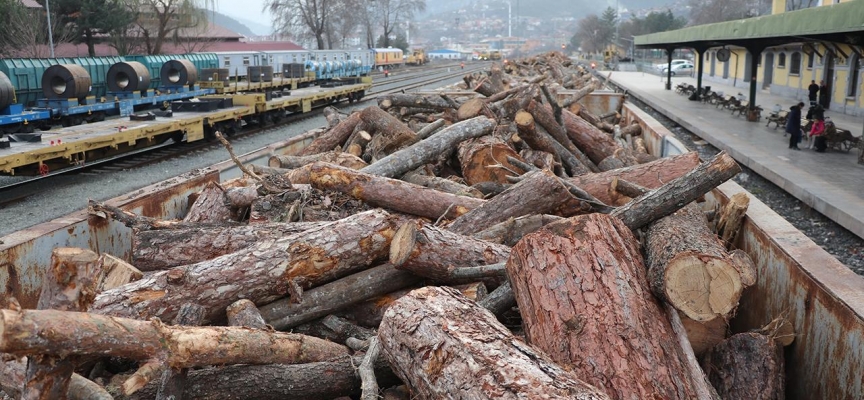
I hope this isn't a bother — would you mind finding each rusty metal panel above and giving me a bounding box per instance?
[579,92,624,116]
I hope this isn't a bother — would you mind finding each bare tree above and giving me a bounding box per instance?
[373,0,424,48]
[688,0,771,26]
[131,0,208,54]
[0,1,76,58]
[327,0,361,49]
[266,0,335,50]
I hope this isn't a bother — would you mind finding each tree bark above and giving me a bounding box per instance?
[182,182,233,224]
[226,299,268,329]
[570,151,702,206]
[132,222,328,271]
[309,162,484,220]
[526,100,598,173]
[389,221,510,284]
[645,203,744,322]
[478,281,516,316]
[561,109,627,165]
[507,213,702,399]
[379,94,456,111]
[299,112,362,156]
[1,361,111,400]
[156,303,206,400]
[360,106,419,158]
[379,286,610,400]
[457,135,526,186]
[362,116,496,178]
[268,151,367,170]
[715,192,750,249]
[515,110,588,176]
[402,170,484,198]
[702,332,785,400]
[610,151,742,231]
[259,264,421,330]
[92,209,400,324]
[448,169,579,235]
[472,214,563,246]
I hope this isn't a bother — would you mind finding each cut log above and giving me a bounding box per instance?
[715,192,750,249]
[390,220,510,284]
[664,303,722,400]
[456,98,487,120]
[703,332,785,400]
[0,309,350,395]
[379,286,610,400]
[526,100,598,173]
[472,181,510,196]
[223,186,259,208]
[457,135,526,186]
[182,182,233,223]
[156,303,206,400]
[268,151,367,170]
[561,109,627,165]
[448,169,578,235]
[91,209,400,324]
[729,249,757,287]
[361,116,496,178]
[520,148,558,171]
[226,299,268,329]
[379,94,455,111]
[610,151,742,231]
[309,162,484,220]
[514,110,588,176]
[1,360,111,400]
[402,170,484,198]
[99,254,143,292]
[610,177,647,199]
[360,106,419,158]
[132,222,328,271]
[507,213,702,399]
[298,112,362,156]
[478,281,516,316]
[472,213,563,246]
[344,130,372,156]
[23,248,104,400]
[682,313,728,356]
[571,151,702,206]
[259,264,421,330]
[415,119,446,140]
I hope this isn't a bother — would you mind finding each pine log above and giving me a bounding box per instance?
[156,303,206,400]
[259,264,421,330]
[378,286,610,400]
[526,100,598,173]
[570,151,701,206]
[515,110,588,176]
[472,213,563,246]
[99,254,143,292]
[682,313,728,356]
[703,333,785,400]
[361,116,496,178]
[344,130,372,156]
[520,149,559,171]
[597,155,625,171]
[729,249,757,287]
[323,106,344,128]
[1,361,111,400]
[91,209,399,324]
[379,94,455,111]
[448,169,578,235]
[132,222,328,271]
[715,192,750,249]
[507,213,702,399]
[401,171,484,198]
[24,248,104,400]
[456,98,487,120]
[560,109,627,165]
[182,182,233,223]
[478,281,517,316]
[361,106,419,158]
[0,309,350,394]
[226,299,268,329]
[390,220,510,284]
[268,151,367,170]
[415,119,446,140]
[620,123,642,137]
[664,303,723,400]
[299,112,362,156]
[222,185,259,208]
[457,135,526,186]
[309,162,483,220]
[472,181,510,196]
[610,151,741,231]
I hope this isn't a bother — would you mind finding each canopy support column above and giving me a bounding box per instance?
[745,45,765,121]
[693,45,708,96]
[664,47,676,90]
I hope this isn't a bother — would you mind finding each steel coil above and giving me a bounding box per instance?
[42,64,92,99]
[160,59,198,87]
[107,61,151,92]
[0,71,14,109]
[200,68,230,82]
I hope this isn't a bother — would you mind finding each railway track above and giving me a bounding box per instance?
[0,62,485,208]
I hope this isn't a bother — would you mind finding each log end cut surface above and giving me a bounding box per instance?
[662,253,743,322]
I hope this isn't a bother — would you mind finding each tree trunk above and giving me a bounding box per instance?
[644,203,744,322]
[702,332,785,400]
[379,94,456,111]
[298,112,362,156]
[360,106,419,158]
[92,209,400,324]
[515,110,589,176]
[362,116,496,178]
[389,221,510,284]
[472,214,563,246]
[156,303,206,400]
[309,162,484,220]
[182,182,234,224]
[526,100,598,173]
[402,170,484,198]
[561,109,626,165]
[457,135,526,186]
[132,222,329,271]
[378,286,610,400]
[268,151,367,170]
[259,264,421,330]
[610,152,742,231]
[570,151,702,206]
[448,169,579,235]
[715,192,750,249]
[226,299,268,329]
[507,213,702,399]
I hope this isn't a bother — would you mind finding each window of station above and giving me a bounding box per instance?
[778,53,786,68]
[807,53,814,69]
[790,52,801,75]
[847,54,860,98]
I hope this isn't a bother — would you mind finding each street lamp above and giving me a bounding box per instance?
[46,0,55,58]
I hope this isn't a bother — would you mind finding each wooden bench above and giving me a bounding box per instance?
[765,110,788,129]
[802,120,861,152]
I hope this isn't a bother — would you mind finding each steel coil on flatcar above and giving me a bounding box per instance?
[107,61,151,92]
[0,71,15,109]
[41,64,92,99]
[160,59,198,86]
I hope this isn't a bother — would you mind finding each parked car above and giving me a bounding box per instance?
[654,59,689,72]
[662,62,694,76]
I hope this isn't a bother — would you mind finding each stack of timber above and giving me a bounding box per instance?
[0,51,789,400]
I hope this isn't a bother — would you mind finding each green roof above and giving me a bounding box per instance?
[635,1,864,49]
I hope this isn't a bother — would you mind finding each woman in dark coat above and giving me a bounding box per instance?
[786,102,804,150]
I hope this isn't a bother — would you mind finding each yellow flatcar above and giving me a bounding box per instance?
[374,48,405,69]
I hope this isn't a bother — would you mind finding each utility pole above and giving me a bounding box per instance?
[46,0,55,58]
[505,1,512,37]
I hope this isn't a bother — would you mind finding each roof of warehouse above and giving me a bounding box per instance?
[428,49,461,54]
[635,1,864,49]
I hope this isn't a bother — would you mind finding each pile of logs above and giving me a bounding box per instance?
[0,52,792,400]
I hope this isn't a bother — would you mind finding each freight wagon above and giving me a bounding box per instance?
[0,91,860,399]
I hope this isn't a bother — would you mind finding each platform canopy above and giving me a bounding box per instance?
[635,1,864,50]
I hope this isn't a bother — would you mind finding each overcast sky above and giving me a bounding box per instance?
[214,0,272,26]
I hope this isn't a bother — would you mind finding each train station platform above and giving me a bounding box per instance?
[605,71,864,239]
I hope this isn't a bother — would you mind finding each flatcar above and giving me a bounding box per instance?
[373,48,404,69]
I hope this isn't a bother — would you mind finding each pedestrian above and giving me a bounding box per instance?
[460,62,464,70]
[819,80,830,109]
[808,80,819,106]
[785,102,804,150]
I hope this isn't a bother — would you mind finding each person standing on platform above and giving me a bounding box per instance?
[786,102,804,150]
[819,80,830,109]
[808,80,819,106]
